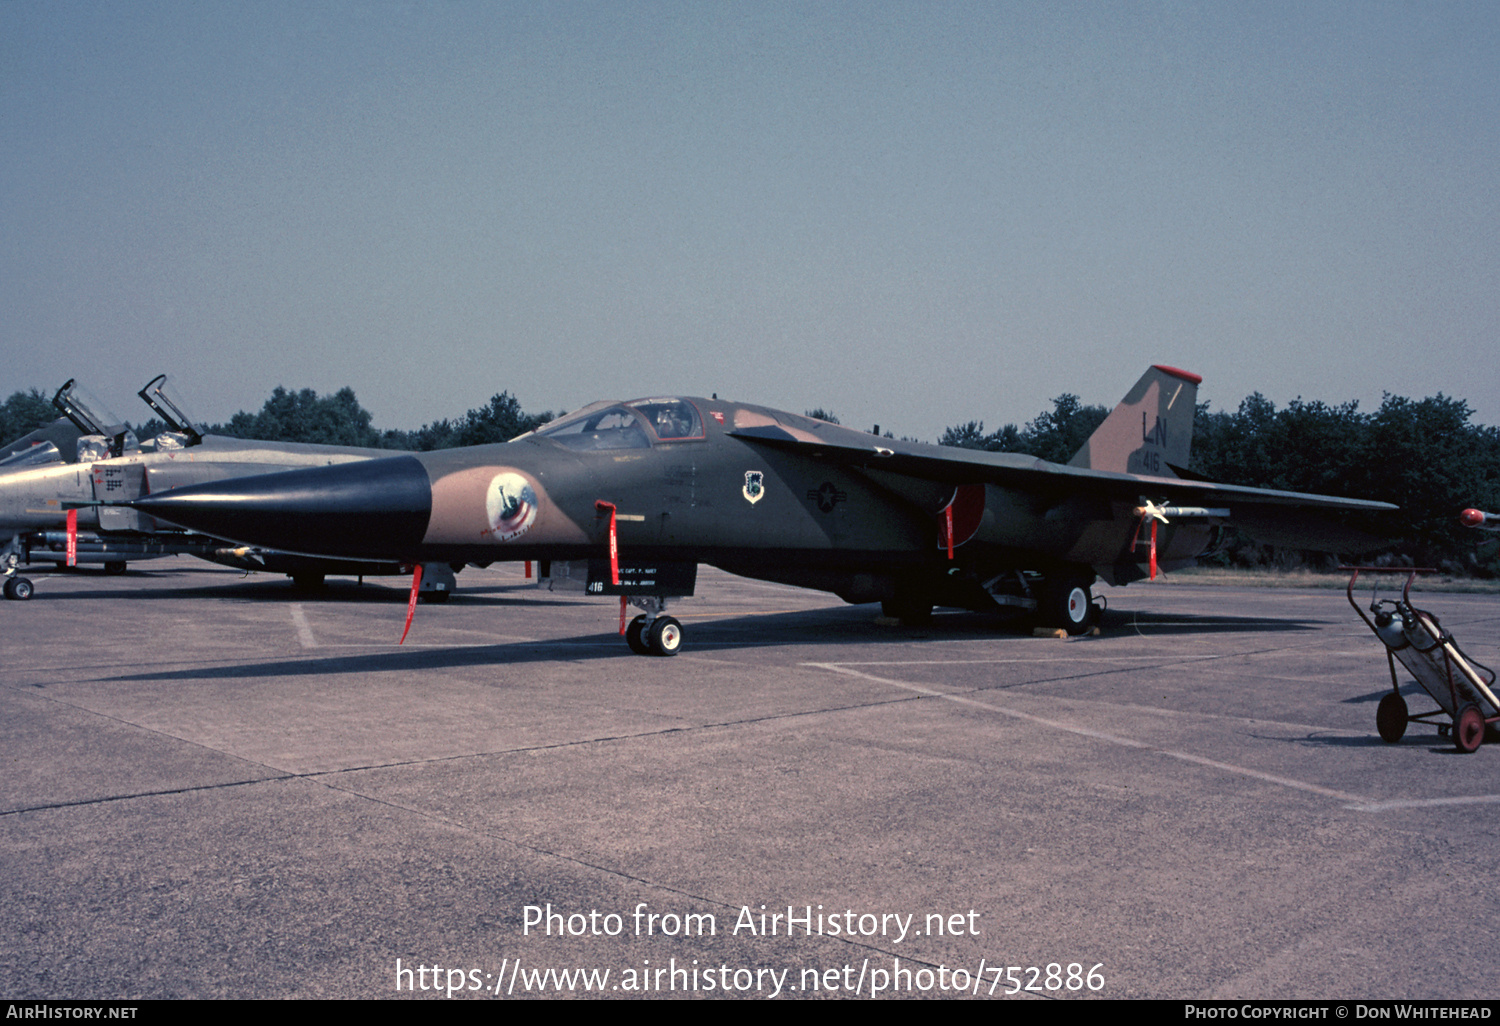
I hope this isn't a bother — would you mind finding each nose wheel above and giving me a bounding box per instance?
[648,616,682,656]
[626,615,651,654]
[624,600,684,656]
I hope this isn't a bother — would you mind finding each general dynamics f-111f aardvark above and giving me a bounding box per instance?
[128,366,1396,655]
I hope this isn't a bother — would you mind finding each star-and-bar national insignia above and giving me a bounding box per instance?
[742,471,765,505]
[807,481,847,513]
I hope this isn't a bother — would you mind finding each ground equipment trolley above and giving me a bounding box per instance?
[1344,567,1498,753]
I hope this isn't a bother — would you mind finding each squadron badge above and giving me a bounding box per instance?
[742,471,765,505]
[485,471,538,541]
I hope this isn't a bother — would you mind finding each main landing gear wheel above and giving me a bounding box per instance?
[648,616,683,657]
[103,561,127,575]
[1376,693,1408,743]
[4,576,34,601]
[1041,577,1095,635]
[1454,704,1485,754]
[626,614,652,655]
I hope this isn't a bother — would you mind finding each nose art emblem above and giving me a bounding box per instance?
[485,472,538,541]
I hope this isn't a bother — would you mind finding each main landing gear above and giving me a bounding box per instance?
[4,575,34,601]
[624,596,683,657]
[1038,575,1097,635]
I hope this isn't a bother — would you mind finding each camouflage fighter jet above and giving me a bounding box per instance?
[124,366,1396,654]
[0,377,457,600]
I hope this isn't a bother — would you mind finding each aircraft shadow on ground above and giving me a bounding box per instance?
[1092,608,1321,635]
[36,572,1328,636]
[32,574,597,608]
[95,602,1325,686]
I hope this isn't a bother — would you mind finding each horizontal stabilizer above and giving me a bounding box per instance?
[1220,505,1389,553]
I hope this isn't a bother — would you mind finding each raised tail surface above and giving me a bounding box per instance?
[1068,364,1200,476]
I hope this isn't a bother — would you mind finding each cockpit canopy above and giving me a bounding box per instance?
[534,398,705,451]
[0,441,63,469]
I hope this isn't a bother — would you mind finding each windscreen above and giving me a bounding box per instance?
[535,398,706,450]
[535,404,652,451]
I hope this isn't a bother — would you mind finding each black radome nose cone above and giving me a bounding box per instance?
[132,455,432,559]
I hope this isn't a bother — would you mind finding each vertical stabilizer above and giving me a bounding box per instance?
[1068,365,1199,476]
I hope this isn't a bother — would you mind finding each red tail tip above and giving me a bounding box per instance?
[1460,508,1487,528]
[1152,365,1203,385]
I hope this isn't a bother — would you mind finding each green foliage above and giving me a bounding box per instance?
[207,386,556,452]
[0,388,61,441]
[938,420,1021,452]
[1359,395,1500,571]
[130,418,170,442]
[1019,394,1109,464]
[1192,394,1366,495]
[937,394,1105,461]
[938,420,992,449]
[1190,392,1500,574]
[804,408,840,425]
[209,386,384,448]
[386,392,553,450]
[454,392,552,447]
[387,418,458,452]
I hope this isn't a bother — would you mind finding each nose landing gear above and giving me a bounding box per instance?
[625,597,683,656]
[2,545,32,600]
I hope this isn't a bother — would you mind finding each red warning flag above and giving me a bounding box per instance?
[595,501,619,585]
[399,564,422,645]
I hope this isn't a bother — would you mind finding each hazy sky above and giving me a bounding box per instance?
[4,1,1496,440]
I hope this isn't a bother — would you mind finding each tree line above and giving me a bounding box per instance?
[3,383,1496,575]
[202,386,554,451]
[0,385,551,452]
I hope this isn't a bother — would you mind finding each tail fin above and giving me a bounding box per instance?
[1068,365,1199,476]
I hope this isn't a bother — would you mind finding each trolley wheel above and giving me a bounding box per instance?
[625,614,651,655]
[103,561,127,575]
[1454,704,1485,754]
[1376,693,1408,743]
